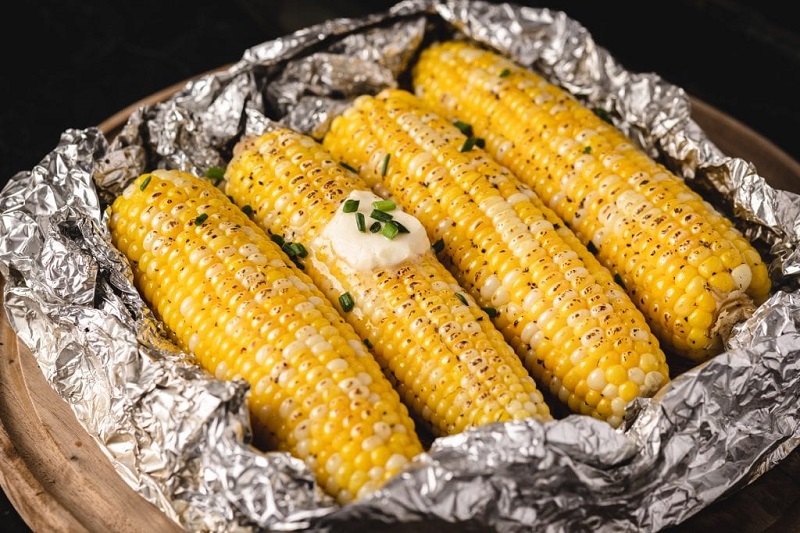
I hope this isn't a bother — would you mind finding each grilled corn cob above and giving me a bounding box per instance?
[108,169,423,504]
[224,129,552,437]
[412,40,771,361]
[323,89,670,428]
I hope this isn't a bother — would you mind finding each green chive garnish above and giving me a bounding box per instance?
[343,199,360,213]
[583,146,592,154]
[270,234,285,246]
[283,242,308,258]
[380,154,390,177]
[369,221,381,233]
[381,220,400,240]
[340,161,358,173]
[454,120,473,136]
[372,199,396,212]
[432,238,445,253]
[475,137,486,149]
[455,293,469,306]
[370,209,394,222]
[593,107,613,124]
[241,204,253,216]
[499,68,511,78]
[339,292,355,312]
[206,166,225,183]
[139,175,152,191]
[194,213,208,225]
[460,136,478,152]
[393,220,410,234]
[482,307,498,318]
[356,212,366,232]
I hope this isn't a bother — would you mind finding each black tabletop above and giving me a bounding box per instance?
[1,1,798,531]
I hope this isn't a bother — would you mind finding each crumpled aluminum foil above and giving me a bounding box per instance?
[1,1,798,531]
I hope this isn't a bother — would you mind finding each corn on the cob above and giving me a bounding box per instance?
[411,40,771,361]
[224,129,552,437]
[107,169,423,504]
[323,88,670,428]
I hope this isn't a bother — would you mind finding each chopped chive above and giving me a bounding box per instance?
[432,238,445,253]
[339,292,355,312]
[475,137,486,149]
[340,161,358,173]
[453,120,473,136]
[370,209,394,222]
[206,166,225,183]
[583,146,592,154]
[283,242,308,258]
[241,204,253,216]
[499,68,511,78]
[592,107,613,124]
[455,293,469,306]
[270,234,285,246]
[482,306,498,318]
[281,242,296,256]
[139,175,152,191]
[460,136,478,152]
[369,221,381,233]
[294,262,305,270]
[343,198,360,213]
[380,153,391,177]
[194,213,209,225]
[356,212,366,232]
[372,199,396,212]
[363,338,373,349]
[294,243,308,258]
[381,220,400,240]
[393,220,410,234]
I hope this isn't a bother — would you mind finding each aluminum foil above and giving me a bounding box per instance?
[1,1,799,531]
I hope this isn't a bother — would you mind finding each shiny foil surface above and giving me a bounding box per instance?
[1,1,798,531]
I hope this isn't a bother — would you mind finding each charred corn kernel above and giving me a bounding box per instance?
[108,169,422,505]
[412,40,771,361]
[225,129,552,436]
[323,89,669,428]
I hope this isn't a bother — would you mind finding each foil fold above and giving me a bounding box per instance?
[1,1,798,531]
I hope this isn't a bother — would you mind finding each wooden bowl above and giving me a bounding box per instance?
[1,78,799,532]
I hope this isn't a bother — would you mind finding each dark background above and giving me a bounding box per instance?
[2,0,799,189]
[1,1,798,531]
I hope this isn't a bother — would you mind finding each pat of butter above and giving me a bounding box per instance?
[321,190,430,271]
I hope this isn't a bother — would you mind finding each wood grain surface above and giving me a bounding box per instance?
[0,281,184,533]
[1,83,799,532]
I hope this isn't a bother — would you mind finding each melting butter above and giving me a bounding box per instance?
[320,190,430,271]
